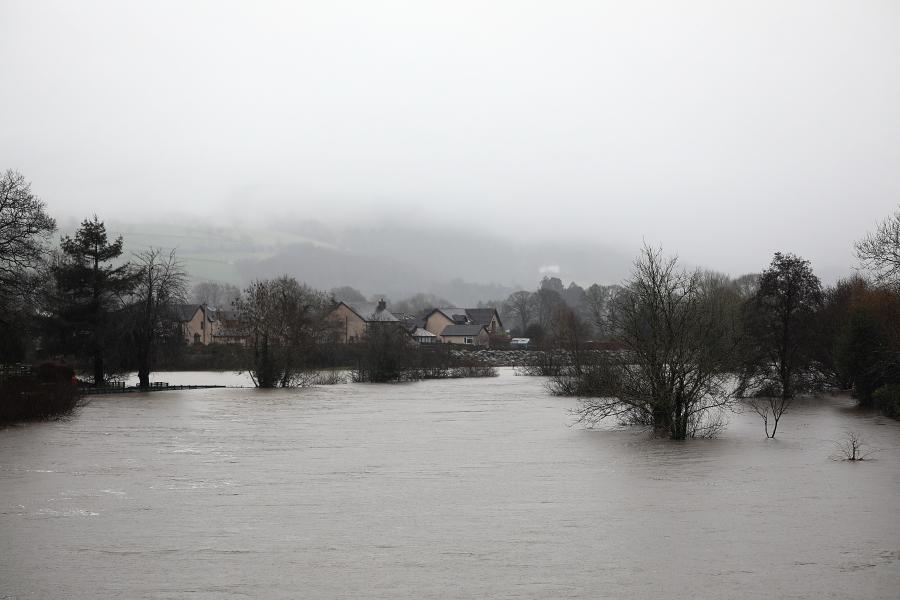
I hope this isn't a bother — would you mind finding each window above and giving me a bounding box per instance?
[464,337,473,345]
[193,333,201,344]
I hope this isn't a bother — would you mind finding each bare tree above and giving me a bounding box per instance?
[128,248,188,389]
[0,170,56,312]
[833,431,873,461]
[503,290,534,333]
[235,276,332,388]
[574,246,741,440]
[855,207,900,286]
[329,285,367,304]
[191,281,241,308]
[583,283,620,338]
[391,292,452,316]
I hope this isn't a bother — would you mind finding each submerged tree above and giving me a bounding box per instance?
[574,246,741,440]
[352,321,418,382]
[127,248,188,389]
[740,252,823,438]
[236,276,332,388]
[51,216,136,385]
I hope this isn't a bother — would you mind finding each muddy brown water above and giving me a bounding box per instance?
[2,369,898,599]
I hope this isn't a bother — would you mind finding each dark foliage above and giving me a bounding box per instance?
[0,363,80,424]
[47,216,136,386]
[739,252,823,437]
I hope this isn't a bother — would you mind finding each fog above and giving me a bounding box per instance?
[2,1,899,282]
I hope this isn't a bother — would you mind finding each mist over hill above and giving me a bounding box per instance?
[95,218,636,306]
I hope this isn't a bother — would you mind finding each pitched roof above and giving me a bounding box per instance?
[433,307,469,322]
[173,304,218,323]
[465,308,501,328]
[440,324,487,337]
[430,307,502,329]
[173,304,203,322]
[343,301,399,323]
[411,327,437,338]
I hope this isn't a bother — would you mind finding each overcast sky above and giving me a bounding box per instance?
[2,1,898,277]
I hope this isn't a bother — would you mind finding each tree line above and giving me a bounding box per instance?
[0,170,497,400]
[2,169,899,428]
[521,210,900,438]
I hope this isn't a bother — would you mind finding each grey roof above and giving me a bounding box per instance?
[440,324,486,337]
[173,304,203,322]
[434,307,469,321]
[411,327,437,338]
[344,302,399,323]
[465,308,501,327]
[433,307,500,328]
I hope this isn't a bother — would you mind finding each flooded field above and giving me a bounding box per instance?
[1,369,898,599]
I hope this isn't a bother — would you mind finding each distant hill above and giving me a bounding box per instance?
[80,218,636,305]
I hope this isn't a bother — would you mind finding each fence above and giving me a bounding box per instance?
[0,364,32,384]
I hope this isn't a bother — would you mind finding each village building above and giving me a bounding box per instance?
[173,304,218,345]
[210,309,248,345]
[328,300,400,343]
[438,323,490,346]
[423,307,503,346]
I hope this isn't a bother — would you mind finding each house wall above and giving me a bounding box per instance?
[183,307,219,345]
[329,304,367,343]
[441,329,490,346]
[425,312,454,335]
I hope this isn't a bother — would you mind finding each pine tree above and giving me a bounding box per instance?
[53,216,135,385]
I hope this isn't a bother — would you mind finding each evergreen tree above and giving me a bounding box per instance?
[52,216,135,385]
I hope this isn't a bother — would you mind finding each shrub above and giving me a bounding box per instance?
[872,384,900,420]
[0,363,81,424]
[515,350,569,376]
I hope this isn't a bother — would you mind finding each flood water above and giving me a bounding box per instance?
[2,369,898,599]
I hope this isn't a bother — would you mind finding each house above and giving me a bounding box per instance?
[328,299,400,343]
[210,309,248,345]
[173,304,218,345]
[439,323,490,346]
[424,307,503,345]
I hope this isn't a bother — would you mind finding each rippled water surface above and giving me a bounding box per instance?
[2,369,898,599]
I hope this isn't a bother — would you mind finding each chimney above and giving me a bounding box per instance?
[376,299,387,312]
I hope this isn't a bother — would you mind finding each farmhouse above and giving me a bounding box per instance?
[329,300,400,343]
[173,304,218,345]
[423,307,503,346]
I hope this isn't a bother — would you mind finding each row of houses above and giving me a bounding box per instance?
[330,300,505,346]
[175,300,508,348]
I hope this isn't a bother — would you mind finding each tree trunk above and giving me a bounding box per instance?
[652,405,672,438]
[93,354,104,387]
[138,368,150,389]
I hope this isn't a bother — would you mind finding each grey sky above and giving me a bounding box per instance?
[2,1,898,277]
